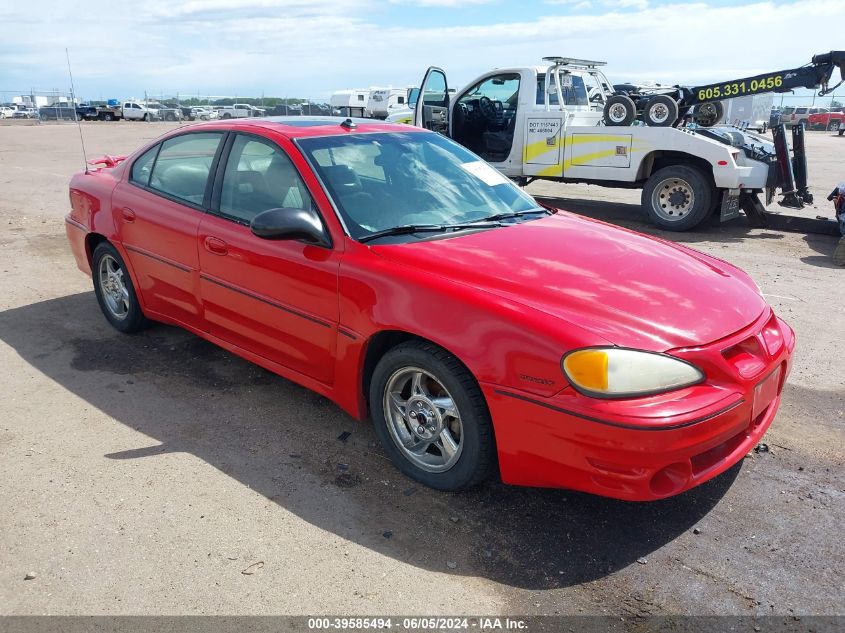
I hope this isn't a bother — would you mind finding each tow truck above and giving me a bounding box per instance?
[413,52,845,231]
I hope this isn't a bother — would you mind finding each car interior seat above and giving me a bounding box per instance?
[264,154,308,209]
[156,163,213,205]
[482,113,516,161]
[322,165,379,230]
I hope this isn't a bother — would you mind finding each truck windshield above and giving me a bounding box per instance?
[297,131,540,240]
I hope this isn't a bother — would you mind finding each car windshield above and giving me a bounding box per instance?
[297,131,541,241]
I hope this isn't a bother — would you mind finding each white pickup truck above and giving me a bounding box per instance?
[217,103,266,119]
[121,101,157,121]
[414,59,806,231]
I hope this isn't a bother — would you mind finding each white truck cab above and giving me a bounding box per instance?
[414,60,786,231]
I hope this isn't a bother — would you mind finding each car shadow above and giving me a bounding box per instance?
[0,292,741,590]
[534,195,841,243]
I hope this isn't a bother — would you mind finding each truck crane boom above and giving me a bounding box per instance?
[607,51,845,128]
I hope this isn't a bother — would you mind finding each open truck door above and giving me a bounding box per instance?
[414,67,449,134]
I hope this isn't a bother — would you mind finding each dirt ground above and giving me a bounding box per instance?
[0,121,843,617]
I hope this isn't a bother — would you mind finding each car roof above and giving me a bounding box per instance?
[182,116,421,139]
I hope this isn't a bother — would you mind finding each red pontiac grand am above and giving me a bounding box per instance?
[65,117,794,500]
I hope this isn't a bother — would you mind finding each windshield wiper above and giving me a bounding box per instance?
[358,222,502,244]
[475,208,552,223]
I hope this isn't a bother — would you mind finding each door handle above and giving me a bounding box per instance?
[121,207,136,223]
[204,236,228,256]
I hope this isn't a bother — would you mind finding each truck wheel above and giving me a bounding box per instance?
[642,165,714,231]
[642,95,678,127]
[693,101,724,127]
[603,95,636,126]
[828,120,839,131]
[103,113,114,121]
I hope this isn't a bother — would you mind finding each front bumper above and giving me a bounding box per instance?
[483,310,795,501]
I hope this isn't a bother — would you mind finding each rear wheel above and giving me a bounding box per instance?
[92,242,148,333]
[603,95,637,126]
[642,165,714,231]
[828,120,840,131]
[369,341,495,491]
[642,95,679,127]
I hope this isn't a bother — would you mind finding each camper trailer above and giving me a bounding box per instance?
[367,87,409,119]
[330,89,371,117]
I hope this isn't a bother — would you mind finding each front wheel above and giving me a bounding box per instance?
[92,242,148,333]
[642,165,714,231]
[369,341,496,491]
[828,120,840,131]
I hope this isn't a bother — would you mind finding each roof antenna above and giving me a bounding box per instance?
[65,48,89,174]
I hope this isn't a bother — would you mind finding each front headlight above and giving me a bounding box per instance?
[562,348,704,399]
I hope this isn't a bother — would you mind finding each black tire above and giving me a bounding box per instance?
[92,242,148,333]
[828,120,839,131]
[693,101,724,127]
[642,95,679,127]
[840,129,844,136]
[641,164,714,231]
[369,341,496,491]
[603,95,637,126]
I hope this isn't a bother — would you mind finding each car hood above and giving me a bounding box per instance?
[372,213,766,351]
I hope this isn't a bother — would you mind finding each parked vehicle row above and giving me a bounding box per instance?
[769,105,845,129]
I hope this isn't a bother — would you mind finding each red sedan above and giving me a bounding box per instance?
[65,117,794,500]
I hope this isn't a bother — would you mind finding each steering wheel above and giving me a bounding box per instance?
[478,96,496,120]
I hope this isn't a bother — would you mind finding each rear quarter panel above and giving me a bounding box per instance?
[67,167,123,274]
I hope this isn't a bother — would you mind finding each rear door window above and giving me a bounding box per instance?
[148,132,224,206]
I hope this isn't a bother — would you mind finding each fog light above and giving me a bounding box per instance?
[649,462,692,497]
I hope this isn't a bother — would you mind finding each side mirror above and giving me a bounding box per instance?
[250,207,329,247]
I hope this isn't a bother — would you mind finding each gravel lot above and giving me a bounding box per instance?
[0,121,843,617]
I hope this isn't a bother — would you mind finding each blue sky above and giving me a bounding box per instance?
[0,0,842,102]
